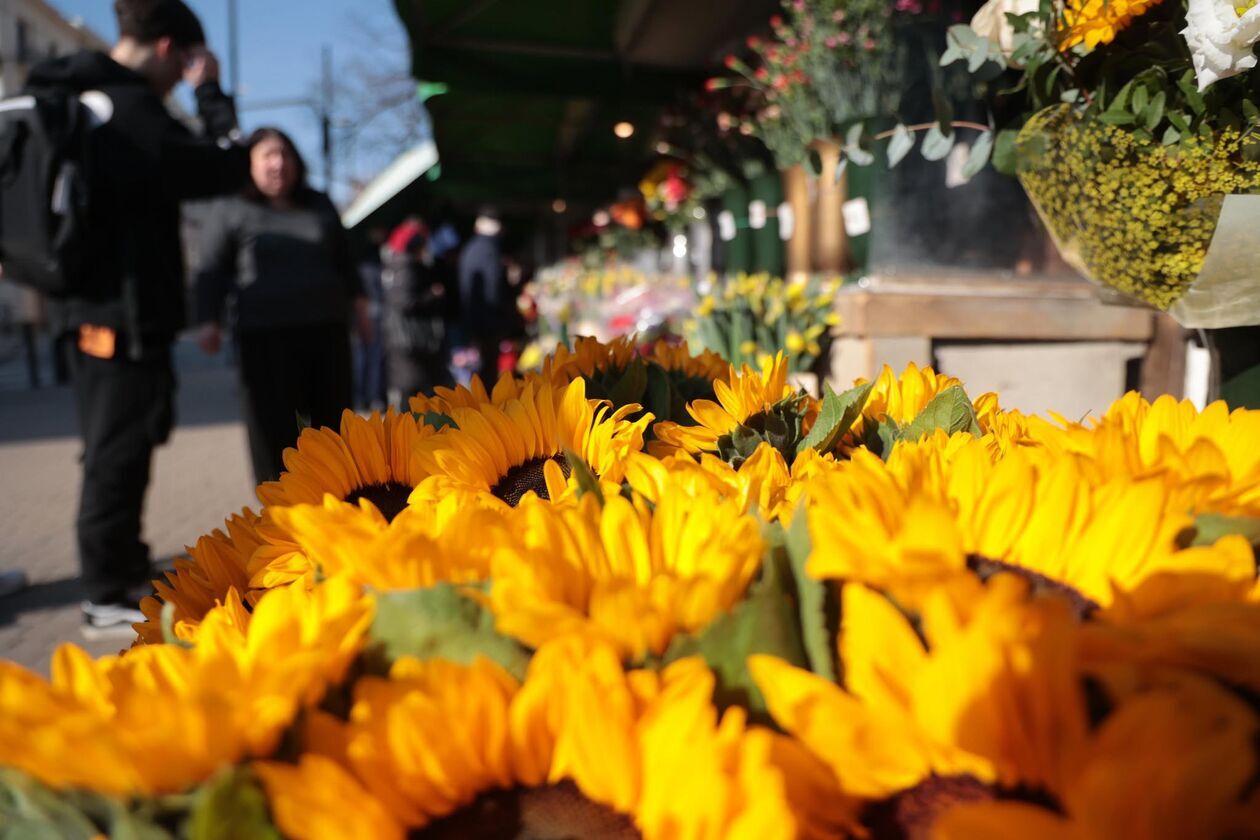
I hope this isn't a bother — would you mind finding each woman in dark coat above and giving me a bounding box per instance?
[193,127,370,484]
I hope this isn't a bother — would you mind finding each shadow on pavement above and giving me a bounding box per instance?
[0,576,86,626]
[0,341,244,444]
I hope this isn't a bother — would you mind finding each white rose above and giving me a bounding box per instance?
[970,0,1041,56]
[1182,0,1260,91]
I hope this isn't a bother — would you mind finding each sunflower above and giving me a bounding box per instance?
[0,577,372,796]
[804,432,1258,614]
[407,372,532,418]
[134,507,263,645]
[651,352,814,460]
[264,494,504,591]
[624,443,798,521]
[488,483,765,660]
[935,672,1259,840]
[409,377,651,511]
[752,574,1090,837]
[256,408,433,521]
[256,637,836,839]
[1033,392,1260,518]
[1060,0,1163,50]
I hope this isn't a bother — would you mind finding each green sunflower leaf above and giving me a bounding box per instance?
[1190,513,1260,551]
[186,768,280,840]
[564,450,604,504]
[644,362,675,424]
[365,584,531,681]
[0,769,104,840]
[796,381,874,457]
[662,546,809,720]
[421,411,458,431]
[899,385,981,442]
[608,358,649,408]
[783,511,838,682]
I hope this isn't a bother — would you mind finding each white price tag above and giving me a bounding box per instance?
[777,203,794,240]
[748,200,767,230]
[842,198,871,237]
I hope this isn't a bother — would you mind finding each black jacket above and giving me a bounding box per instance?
[192,190,361,332]
[25,51,249,349]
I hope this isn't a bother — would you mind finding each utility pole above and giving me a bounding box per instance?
[321,45,334,192]
[227,0,240,96]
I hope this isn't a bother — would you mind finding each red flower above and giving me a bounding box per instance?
[769,14,783,27]
[704,78,721,91]
[755,67,769,81]
[724,54,738,69]
[746,35,761,49]
[773,75,789,90]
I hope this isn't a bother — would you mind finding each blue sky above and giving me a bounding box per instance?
[48,0,413,203]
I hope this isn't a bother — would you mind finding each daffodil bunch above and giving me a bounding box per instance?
[1,340,1259,839]
[686,272,841,375]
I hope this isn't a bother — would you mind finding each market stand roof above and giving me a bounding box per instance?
[388,0,777,218]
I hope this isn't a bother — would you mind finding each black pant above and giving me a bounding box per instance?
[72,343,175,603]
[237,323,353,485]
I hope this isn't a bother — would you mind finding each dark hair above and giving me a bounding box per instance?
[243,127,313,204]
[114,0,205,47]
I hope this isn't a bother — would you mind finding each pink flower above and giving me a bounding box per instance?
[895,0,923,12]
[832,9,845,22]
[863,38,877,49]
[837,31,852,44]
[792,0,804,10]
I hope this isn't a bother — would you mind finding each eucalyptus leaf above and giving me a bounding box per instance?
[364,584,532,680]
[887,124,915,167]
[966,38,992,73]
[961,131,994,179]
[920,124,956,161]
[844,145,874,166]
[991,128,1019,175]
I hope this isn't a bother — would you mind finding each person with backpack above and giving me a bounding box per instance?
[15,0,248,638]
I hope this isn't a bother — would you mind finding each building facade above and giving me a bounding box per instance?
[0,0,106,98]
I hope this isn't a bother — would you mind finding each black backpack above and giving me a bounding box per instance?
[0,88,107,297]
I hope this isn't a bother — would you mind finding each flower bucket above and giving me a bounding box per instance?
[1016,105,1260,327]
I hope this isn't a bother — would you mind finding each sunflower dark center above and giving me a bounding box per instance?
[491,455,571,506]
[863,774,1061,839]
[344,482,413,522]
[410,780,641,839]
[967,555,1100,620]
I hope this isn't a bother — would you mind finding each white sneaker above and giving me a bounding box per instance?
[0,570,26,599]
[81,599,146,641]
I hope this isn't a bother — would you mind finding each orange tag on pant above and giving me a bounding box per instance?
[78,324,116,359]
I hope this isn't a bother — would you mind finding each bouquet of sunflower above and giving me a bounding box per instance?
[687,273,841,376]
[953,0,1260,326]
[2,336,1259,839]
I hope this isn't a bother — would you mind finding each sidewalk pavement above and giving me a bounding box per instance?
[0,339,255,675]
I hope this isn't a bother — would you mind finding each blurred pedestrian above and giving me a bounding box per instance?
[354,227,388,410]
[194,127,371,485]
[457,206,508,378]
[24,0,249,638]
[15,286,44,388]
[382,218,453,406]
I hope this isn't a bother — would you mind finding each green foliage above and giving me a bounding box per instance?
[716,394,811,467]
[663,531,810,719]
[185,769,280,840]
[1190,513,1260,553]
[365,584,532,681]
[781,512,839,682]
[860,384,980,458]
[795,381,874,456]
[943,0,1260,161]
